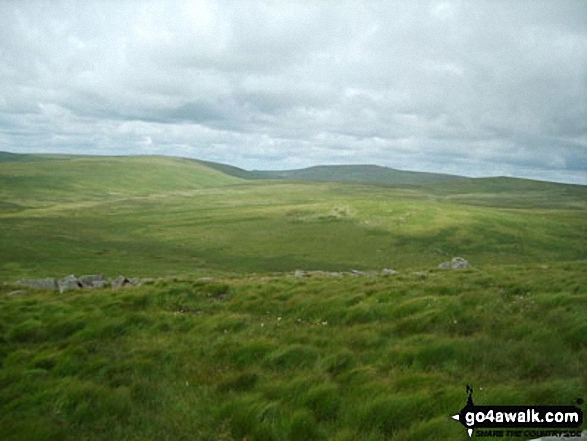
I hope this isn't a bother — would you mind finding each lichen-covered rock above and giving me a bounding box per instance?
[438,257,470,269]
[381,268,398,275]
[18,278,57,290]
[112,275,136,289]
[79,274,109,288]
[58,275,82,293]
[7,290,28,296]
[294,270,307,278]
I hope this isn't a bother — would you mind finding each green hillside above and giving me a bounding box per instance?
[0,155,241,208]
[0,153,586,280]
[201,159,587,209]
[249,164,459,185]
[0,151,62,163]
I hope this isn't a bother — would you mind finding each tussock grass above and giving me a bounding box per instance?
[1,264,585,440]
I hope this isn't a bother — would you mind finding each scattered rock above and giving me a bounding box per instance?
[199,277,215,282]
[294,270,307,278]
[438,257,470,269]
[79,274,109,289]
[18,278,57,290]
[112,275,134,289]
[14,274,143,292]
[128,278,140,286]
[295,270,346,278]
[296,269,398,278]
[58,275,82,293]
[7,290,28,296]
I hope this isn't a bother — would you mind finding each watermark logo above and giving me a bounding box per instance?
[451,385,584,438]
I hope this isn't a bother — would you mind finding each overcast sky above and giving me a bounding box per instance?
[1,1,586,183]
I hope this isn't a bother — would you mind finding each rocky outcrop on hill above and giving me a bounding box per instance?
[79,274,110,289]
[438,257,470,269]
[16,274,139,293]
[18,278,57,290]
[58,274,82,293]
[294,268,398,278]
[7,290,28,296]
[112,275,139,289]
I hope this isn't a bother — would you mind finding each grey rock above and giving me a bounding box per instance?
[79,274,109,289]
[18,278,57,290]
[112,275,136,289]
[7,290,28,296]
[58,275,82,293]
[294,270,307,278]
[295,270,344,278]
[381,268,398,275]
[350,270,365,276]
[112,275,130,289]
[438,257,470,269]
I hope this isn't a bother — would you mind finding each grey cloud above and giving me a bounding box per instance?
[0,0,586,184]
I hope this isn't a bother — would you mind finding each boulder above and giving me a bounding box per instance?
[438,257,470,270]
[58,275,82,293]
[18,278,57,290]
[294,270,308,278]
[381,268,398,275]
[79,274,109,289]
[7,290,28,296]
[112,275,136,289]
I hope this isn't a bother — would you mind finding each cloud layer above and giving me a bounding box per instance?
[1,0,586,183]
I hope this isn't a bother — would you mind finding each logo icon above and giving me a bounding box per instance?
[451,386,583,438]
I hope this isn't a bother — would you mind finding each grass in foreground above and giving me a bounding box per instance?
[1,263,585,440]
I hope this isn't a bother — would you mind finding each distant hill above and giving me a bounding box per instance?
[1,153,585,210]
[181,159,461,185]
[419,176,587,209]
[0,151,60,162]
[247,164,461,185]
[0,154,242,203]
[189,158,255,180]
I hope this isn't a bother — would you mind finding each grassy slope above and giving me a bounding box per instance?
[0,155,586,280]
[1,264,585,441]
[0,154,241,205]
[422,176,587,210]
[0,154,586,440]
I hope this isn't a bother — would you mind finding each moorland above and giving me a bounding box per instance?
[0,153,585,440]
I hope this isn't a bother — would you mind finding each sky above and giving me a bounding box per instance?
[1,0,586,184]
